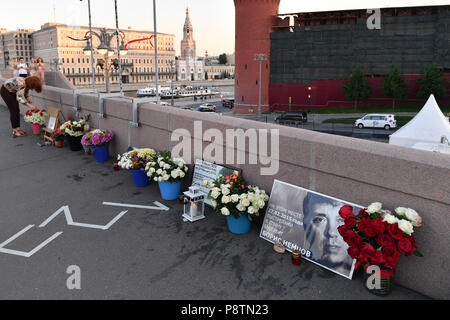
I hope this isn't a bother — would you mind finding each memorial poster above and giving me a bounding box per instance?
[260,180,364,279]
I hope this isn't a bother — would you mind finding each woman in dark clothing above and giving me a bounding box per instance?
[0,76,42,137]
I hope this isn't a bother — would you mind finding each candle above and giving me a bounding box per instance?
[291,250,302,266]
[190,202,198,217]
[113,163,120,171]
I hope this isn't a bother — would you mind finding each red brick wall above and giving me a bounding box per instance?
[269,74,450,111]
[234,0,280,114]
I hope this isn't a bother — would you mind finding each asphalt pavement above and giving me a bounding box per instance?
[0,106,429,300]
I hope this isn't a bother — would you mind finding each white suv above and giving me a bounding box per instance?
[355,114,397,130]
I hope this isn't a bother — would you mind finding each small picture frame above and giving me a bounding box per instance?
[43,107,66,144]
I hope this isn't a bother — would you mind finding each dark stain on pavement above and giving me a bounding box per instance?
[231,255,244,288]
[102,182,124,191]
[67,174,84,182]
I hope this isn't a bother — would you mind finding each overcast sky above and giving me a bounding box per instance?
[1,0,448,56]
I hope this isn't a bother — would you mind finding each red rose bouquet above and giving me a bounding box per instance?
[338,202,423,276]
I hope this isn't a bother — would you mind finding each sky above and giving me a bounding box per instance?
[1,0,449,56]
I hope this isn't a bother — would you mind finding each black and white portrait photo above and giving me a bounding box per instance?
[260,180,363,279]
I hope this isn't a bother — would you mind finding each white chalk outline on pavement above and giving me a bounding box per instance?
[102,201,170,211]
[0,201,170,258]
[38,206,128,230]
[0,224,63,258]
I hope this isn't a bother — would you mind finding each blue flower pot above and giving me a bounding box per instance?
[226,213,251,235]
[130,169,150,187]
[158,181,182,201]
[92,144,109,163]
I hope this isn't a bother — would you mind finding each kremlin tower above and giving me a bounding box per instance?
[234,0,280,114]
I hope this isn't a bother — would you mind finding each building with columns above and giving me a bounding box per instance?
[0,28,34,72]
[31,22,175,87]
[176,8,204,81]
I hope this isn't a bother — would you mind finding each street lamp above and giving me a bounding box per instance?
[168,59,176,106]
[80,0,96,91]
[153,0,159,104]
[254,53,267,120]
[78,28,128,93]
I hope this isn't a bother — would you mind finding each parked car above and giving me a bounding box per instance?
[196,104,216,112]
[223,99,234,108]
[355,114,397,130]
[275,111,308,124]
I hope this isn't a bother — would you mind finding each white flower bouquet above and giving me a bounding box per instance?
[205,173,269,220]
[145,151,188,183]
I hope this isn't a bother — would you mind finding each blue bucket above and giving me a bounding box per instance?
[130,169,150,187]
[92,144,109,163]
[226,213,251,234]
[158,181,182,200]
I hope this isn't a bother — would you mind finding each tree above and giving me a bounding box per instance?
[418,63,448,99]
[218,53,228,65]
[342,67,371,110]
[382,66,407,111]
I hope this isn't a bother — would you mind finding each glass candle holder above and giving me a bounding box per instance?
[291,250,302,266]
[113,163,120,171]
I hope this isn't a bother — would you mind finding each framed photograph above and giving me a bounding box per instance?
[191,159,240,206]
[47,116,57,131]
[260,179,364,279]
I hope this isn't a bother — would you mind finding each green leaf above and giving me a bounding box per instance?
[413,250,424,257]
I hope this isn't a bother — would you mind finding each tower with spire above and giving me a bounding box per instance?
[181,7,196,60]
[177,7,204,81]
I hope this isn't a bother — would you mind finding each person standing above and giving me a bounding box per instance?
[0,76,42,137]
[11,58,19,77]
[36,57,45,85]
[29,58,37,76]
[16,58,29,78]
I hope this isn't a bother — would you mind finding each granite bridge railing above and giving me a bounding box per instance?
[1,79,449,299]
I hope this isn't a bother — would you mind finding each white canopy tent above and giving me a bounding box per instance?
[389,95,450,152]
